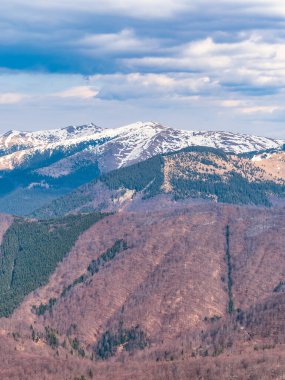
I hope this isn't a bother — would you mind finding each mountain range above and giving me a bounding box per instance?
[1,122,283,172]
[0,121,285,379]
[32,145,285,218]
[0,121,284,215]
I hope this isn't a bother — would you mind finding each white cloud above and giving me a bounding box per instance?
[220,98,283,114]
[78,29,159,54]
[221,100,244,108]
[240,105,281,114]
[126,34,285,93]
[6,0,285,20]
[5,0,190,19]
[54,86,98,99]
[0,92,26,104]
[90,72,218,100]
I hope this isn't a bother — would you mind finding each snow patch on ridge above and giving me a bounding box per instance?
[0,121,283,173]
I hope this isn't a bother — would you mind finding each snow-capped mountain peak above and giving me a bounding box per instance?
[0,123,103,150]
[0,121,283,173]
[61,123,103,136]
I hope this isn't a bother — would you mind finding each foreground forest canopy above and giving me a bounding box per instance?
[0,204,284,379]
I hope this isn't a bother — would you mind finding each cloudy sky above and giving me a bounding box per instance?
[1,0,285,137]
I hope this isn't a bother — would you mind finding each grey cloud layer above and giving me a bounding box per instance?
[0,0,285,137]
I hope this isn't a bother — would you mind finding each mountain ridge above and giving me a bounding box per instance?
[0,121,283,172]
[32,145,285,218]
[0,121,284,216]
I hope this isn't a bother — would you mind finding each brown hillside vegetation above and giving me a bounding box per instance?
[163,149,285,186]
[32,147,285,219]
[0,204,285,379]
[253,151,285,181]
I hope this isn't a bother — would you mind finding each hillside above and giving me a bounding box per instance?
[0,213,106,317]
[0,124,285,379]
[0,122,283,215]
[0,204,285,379]
[33,146,285,218]
[252,150,285,180]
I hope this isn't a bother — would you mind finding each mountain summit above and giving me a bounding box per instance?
[0,121,284,215]
[0,121,283,172]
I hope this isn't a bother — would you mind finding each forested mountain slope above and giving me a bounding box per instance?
[0,213,106,317]
[0,204,285,379]
[33,146,285,218]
